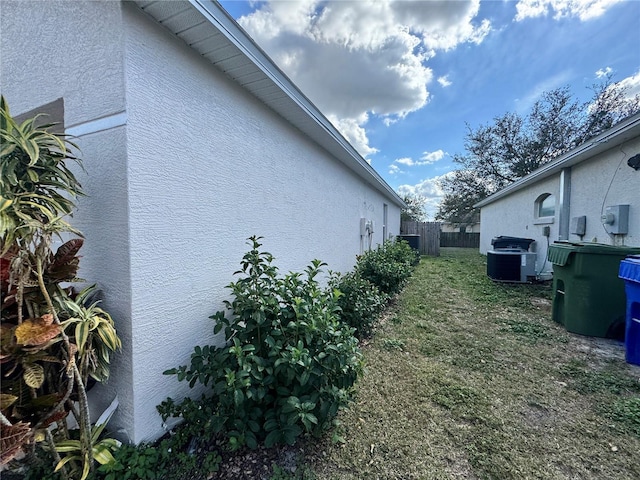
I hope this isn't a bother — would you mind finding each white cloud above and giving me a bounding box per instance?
[390,150,445,172]
[238,0,491,158]
[326,113,379,158]
[617,70,640,99]
[420,150,446,164]
[437,75,452,88]
[388,164,403,175]
[396,157,415,166]
[515,0,625,22]
[587,70,640,115]
[397,174,449,219]
[596,66,613,78]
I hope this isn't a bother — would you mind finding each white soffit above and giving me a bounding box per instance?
[131,0,405,207]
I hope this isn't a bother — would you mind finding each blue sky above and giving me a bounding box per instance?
[219,0,640,218]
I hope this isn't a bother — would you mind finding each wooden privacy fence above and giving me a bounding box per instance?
[440,232,480,248]
[400,221,440,256]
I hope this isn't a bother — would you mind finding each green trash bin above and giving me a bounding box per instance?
[547,242,640,338]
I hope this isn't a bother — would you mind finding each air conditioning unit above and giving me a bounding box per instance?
[487,250,537,283]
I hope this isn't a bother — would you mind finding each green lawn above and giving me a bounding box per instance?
[305,248,640,479]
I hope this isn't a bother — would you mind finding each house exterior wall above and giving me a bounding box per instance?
[441,222,481,233]
[567,135,640,246]
[0,1,127,127]
[1,0,402,444]
[122,4,399,440]
[479,175,560,277]
[479,131,640,279]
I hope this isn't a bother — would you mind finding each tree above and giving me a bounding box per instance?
[436,76,640,222]
[400,193,427,222]
[435,170,486,223]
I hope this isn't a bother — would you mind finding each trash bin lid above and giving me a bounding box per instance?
[619,255,640,283]
[547,242,640,266]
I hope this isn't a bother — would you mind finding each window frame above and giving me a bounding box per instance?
[534,193,555,225]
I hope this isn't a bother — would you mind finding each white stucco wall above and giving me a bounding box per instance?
[568,135,640,246]
[0,1,126,127]
[122,3,399,441]
[2,0,402,444]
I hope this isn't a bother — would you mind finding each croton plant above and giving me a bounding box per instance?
[1,96,121,479]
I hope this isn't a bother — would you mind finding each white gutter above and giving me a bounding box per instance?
[178,0,405,208]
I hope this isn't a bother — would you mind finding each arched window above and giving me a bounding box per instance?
[535,193,555,218]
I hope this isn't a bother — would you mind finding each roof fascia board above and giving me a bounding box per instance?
[168,0,404,208]
[475,112,640,208]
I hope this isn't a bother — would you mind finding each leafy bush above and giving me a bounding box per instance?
[95,436,221,480]
[159,237,363,450]
[355,239,419,295]
[391,238,422,267]
[97,443,160,480]
[330,271,387,339]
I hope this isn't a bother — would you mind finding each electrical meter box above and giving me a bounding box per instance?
[602,205,629,234]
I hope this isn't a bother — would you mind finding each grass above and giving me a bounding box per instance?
[301,248,640,480]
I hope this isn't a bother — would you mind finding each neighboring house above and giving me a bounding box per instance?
[1,0,404,443]
[440,222,481,234]
[475,112,640,279]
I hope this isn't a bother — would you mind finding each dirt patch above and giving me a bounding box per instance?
[211,443,305,480]
[571,336,626,364]
[520,401,554,428]
[530,296,552,312]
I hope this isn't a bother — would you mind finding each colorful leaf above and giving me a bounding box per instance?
[48,239,83,281]
[74,321,89,355]
[0,393,18,410]
[96,324,121,351]
[51,238,83,266]
[40,409,69,428]
[93,444,116,465]
[54,439,82,452]
[54,453,79,471]
[23,362,44,388]
[14,318,61,346]
[0,421,31,466]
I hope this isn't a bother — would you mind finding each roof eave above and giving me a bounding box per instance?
[132,0,404,208]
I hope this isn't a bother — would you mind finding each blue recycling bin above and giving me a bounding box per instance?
[619,255,640,366]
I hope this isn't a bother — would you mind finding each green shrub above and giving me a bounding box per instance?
[159,237,363,450]
[330,271,387,339]
[92,433,221,480]
[97,443,160,480]
[389,238,421,267]
[355,239,418,295]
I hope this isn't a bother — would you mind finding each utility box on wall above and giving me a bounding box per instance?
[570,216,586,236]
[602,204,630,234]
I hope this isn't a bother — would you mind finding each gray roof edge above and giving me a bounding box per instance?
[138,0,404,207]
[474,112,640,209]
